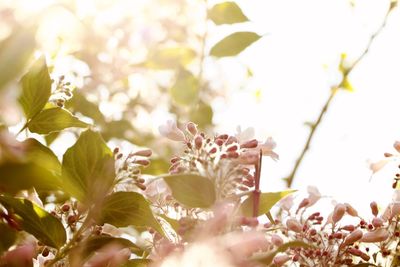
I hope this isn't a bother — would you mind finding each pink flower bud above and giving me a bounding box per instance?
[360,228,389,243]
[371,217,383,228]
[286,218,302,233]
[348,248,370,261]
[345,203,358,217]
[370,201,379,217]
[194,135,203,150]
[343,229,363,246]
[134,159,150,166]
[297,198,310,210]
[332,203,346,223]
[342,225,355,232]
[238,150,259,165]
[273,254,290,266]
[132,149,152,157]
[240,139,258,149]
[186,122,197,135]
[271,234,284,246]
[394,141,400,153]
[391,203,400,217]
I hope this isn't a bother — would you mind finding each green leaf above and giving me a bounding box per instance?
[23,138,61,174]
[170,69,199,106]
[27,107,88,134]
[67,92,105,125]
[0,162,61,194]
[0,196,66,248]
[210,32,261,58]
[0,222,18,255]
[208,2,249,25]
[62,129,114,203]
[123,259,152,267]
[253,241,312,265]
[99,192,163,235]
[241,190,296,217]
[163,174,216,208]
[18,56,52,119]
[145,47,196,69]
[340,76,354,92]
[0,26,36,91]
[189,101,213,128]
[81,236,143,259]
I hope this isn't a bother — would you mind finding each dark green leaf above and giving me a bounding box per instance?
[253,241,312,265]
[0,196,66,248]
[145,47,196,69]
[0,162,61,194]
[23,138,61,174]
[28,107,88,134]
[0,222,17,255]
[189,101,213,128]
[163,174,216,208]
[158,214,180,233]
[62,129,114,203]
[18,56,51,119]
[99,192,164,235]
[81,236,143,259]
[241,190,296,217]
[170,69,199,106]
[0,27,36,91]
[123,259,152,267]
[210,32,261,58]
[67,92,105,124]
[209,2,249,25]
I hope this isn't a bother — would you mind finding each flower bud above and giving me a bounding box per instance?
[273,254,290,266]
[360,228,389,243]
[132,149,152,157]
[240,139,258,149]
[343,229,363,246]
[186,122,197,135]
[194,135,203,150]
[341,225,355,232]
[394,141,400,153]
[371,217,383,228]
[332,203,346,223]
[370,201,379,217]
[271,234,284,246]
[345,203,358,217]
[297,198,310,211]
[286,218,302,233]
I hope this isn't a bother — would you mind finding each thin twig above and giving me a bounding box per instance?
[284,4,394,188]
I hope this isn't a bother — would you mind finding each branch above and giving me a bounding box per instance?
[284,3,395,188]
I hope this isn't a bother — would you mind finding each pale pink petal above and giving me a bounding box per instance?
[369,159,389,174]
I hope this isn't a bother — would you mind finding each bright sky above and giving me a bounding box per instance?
[212,0,400,214]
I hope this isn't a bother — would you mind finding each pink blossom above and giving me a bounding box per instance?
[158,120,186,142]
[273,254,291,266]
[235,126,255,143]
[286,218,302,233]
[394,141,400,153]
[257,137,279,160]
[332,203,346,223]
[307,186,321,207]
[369,159,389,174]
[342,229,363,246]
[360,228,389,243]
[278,195,294,211]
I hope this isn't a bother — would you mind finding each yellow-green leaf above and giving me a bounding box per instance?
[62,130,114,203]
[169,69,199,106]
[340,76,354,92]
[241,190,296,217]
[163,174,216,208]
[0,196,66,248]
[18,56,51,119]
[210,32,261,58]
[208,2,249,25]
[99,192,164,235]
[28,107,89,134]
[189,101,213,128]
[145,47,196,69]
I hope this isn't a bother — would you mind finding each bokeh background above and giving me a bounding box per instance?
[1,0,399,214]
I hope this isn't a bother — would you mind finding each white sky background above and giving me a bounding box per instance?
[211,0,400,214]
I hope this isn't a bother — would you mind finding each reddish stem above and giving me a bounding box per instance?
[252,149,262,217]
